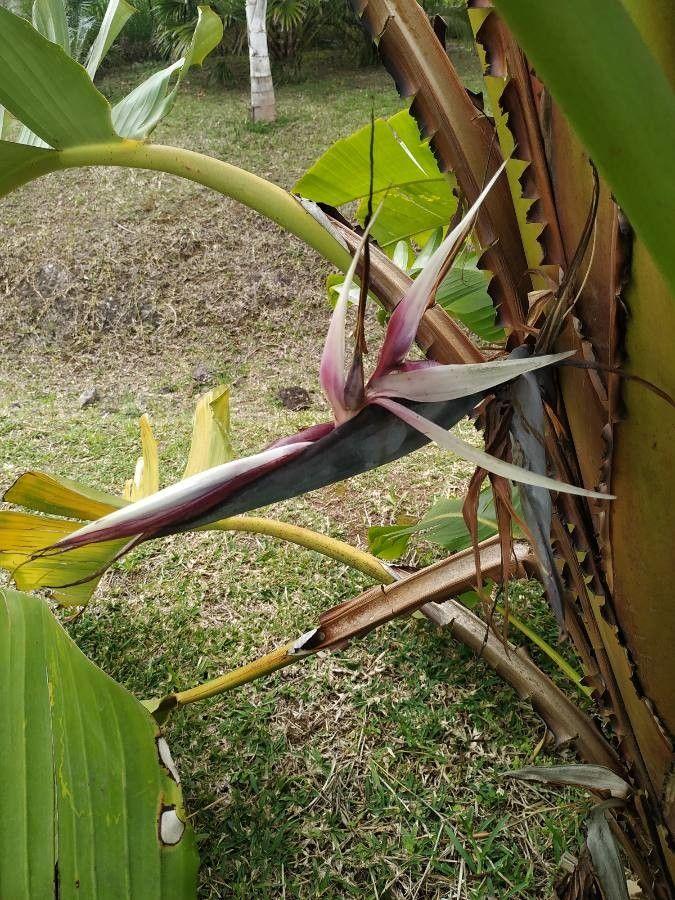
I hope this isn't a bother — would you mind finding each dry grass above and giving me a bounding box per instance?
[0,54,588,898]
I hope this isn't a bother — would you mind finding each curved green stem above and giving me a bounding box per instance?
[170,642,297,707]
[501,608,592,698]
[48,141,352,271]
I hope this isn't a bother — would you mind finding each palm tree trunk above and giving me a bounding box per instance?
[245,0,276,123]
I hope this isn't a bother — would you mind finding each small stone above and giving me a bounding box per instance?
[78,386,99,409]
[277,386,311,410]
[193,363,213,385]
[35,261,69,296]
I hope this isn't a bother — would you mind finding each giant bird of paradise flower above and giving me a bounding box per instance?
[39,164,608,569]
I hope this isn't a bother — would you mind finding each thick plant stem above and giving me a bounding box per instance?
[52,142,352,271]
[151,538,617,774]
[173,643,295,706]
[211,517,587,693]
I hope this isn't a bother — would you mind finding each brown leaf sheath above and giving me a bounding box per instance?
[538,68,675,864]
[313,538,619,771]
[344,3,675,885]
[350,0,528,336]
[470,10,674,848]
[469,1,566,269]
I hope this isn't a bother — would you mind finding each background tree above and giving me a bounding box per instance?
[245,0,276,121]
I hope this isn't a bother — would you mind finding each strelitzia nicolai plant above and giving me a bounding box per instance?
[333,0,675,895]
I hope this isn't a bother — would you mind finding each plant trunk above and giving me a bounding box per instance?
[245,0,276,123]
[350,0,675,893]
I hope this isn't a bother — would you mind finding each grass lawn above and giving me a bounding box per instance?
[0,53,590,897]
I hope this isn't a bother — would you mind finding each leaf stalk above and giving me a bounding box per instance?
[151,523,589,713]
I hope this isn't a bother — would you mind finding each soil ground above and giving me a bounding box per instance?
[0,53,587,898]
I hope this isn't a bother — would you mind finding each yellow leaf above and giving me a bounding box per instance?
[4,471,122,520]
[182,385,234,478]
[0,511,128,606]
[124,413,160,501]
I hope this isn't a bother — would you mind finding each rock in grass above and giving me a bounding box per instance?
[78,386,99,409]
[193,363,213,385]
[277,386,311,410]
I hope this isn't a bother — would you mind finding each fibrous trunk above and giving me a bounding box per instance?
[349,0,674,893]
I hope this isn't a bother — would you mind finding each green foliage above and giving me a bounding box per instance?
[148,0,471,81]
[151,0,371,76]
[368,485,504,560]
[296,110,504,343]
[0,587,198,898]
[295,108,459,248]
[419,239,506,344]
[0,0,655,890]
[111,4,223,138]
[0,1,221,153]
[151,0,229,61]
[0,7,120,147]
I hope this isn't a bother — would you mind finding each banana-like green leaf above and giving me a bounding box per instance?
[399,233,504,343]
[111,59,182,138]
[85,0,136,78]
[18,0,133,146]
[0,587,198,897]
[125,413,160,501]
[0,140,56,196]
[493,0,675,298]
[182,3,223,68]
[0,7,120,149]
[112,5,223,139]
[368,486,505,560]
[183,384,235,478]
[0,4,221,149]
[294,109,458,248]
[435,248,505,343]
[32,0,69,53]
[0,512,128,605]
